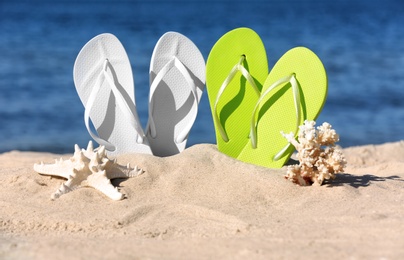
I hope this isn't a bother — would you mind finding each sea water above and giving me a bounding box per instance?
[0,0,403,153]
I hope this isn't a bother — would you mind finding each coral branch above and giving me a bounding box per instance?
[282,121,346,186]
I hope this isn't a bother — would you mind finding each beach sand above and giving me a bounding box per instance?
[1,142,403,259]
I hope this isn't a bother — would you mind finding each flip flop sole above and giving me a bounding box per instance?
[147,32,205,157]
[238,47,328,168]
[73,33,151,156]
[206,28,268,158]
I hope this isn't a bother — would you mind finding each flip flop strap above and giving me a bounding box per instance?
[250,74,301,161]
[214,55,260,142]
[84,59,144,151]
[148,56,197,144]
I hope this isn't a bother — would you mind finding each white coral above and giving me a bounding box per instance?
[282,120,346,186]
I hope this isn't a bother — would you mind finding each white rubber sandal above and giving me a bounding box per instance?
[73,33,152,157]
[146,32,205,156]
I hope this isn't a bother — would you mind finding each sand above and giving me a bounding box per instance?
[0,141,403,259]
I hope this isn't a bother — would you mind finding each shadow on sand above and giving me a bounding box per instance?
[325,173,404,188]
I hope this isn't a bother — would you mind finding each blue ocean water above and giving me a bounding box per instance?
[0,0,403,153]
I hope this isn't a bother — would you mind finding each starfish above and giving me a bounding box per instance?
[33,141,144,201]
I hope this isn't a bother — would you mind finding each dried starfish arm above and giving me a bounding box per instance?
[33,159,72,179]
[51,172,87,200]
[85,170,124,201]
[106,163,144,179]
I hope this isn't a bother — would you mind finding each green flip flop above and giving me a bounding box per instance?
[206,28,268,158]
[237,47,328,168]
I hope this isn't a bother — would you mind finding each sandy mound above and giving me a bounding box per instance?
[1,142,403,259]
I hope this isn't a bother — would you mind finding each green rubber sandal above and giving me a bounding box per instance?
[237,47,328,168]
[206,28,268,158]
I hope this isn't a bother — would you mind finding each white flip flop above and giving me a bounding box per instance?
[73,33,152,156]
[146,32,205,157]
